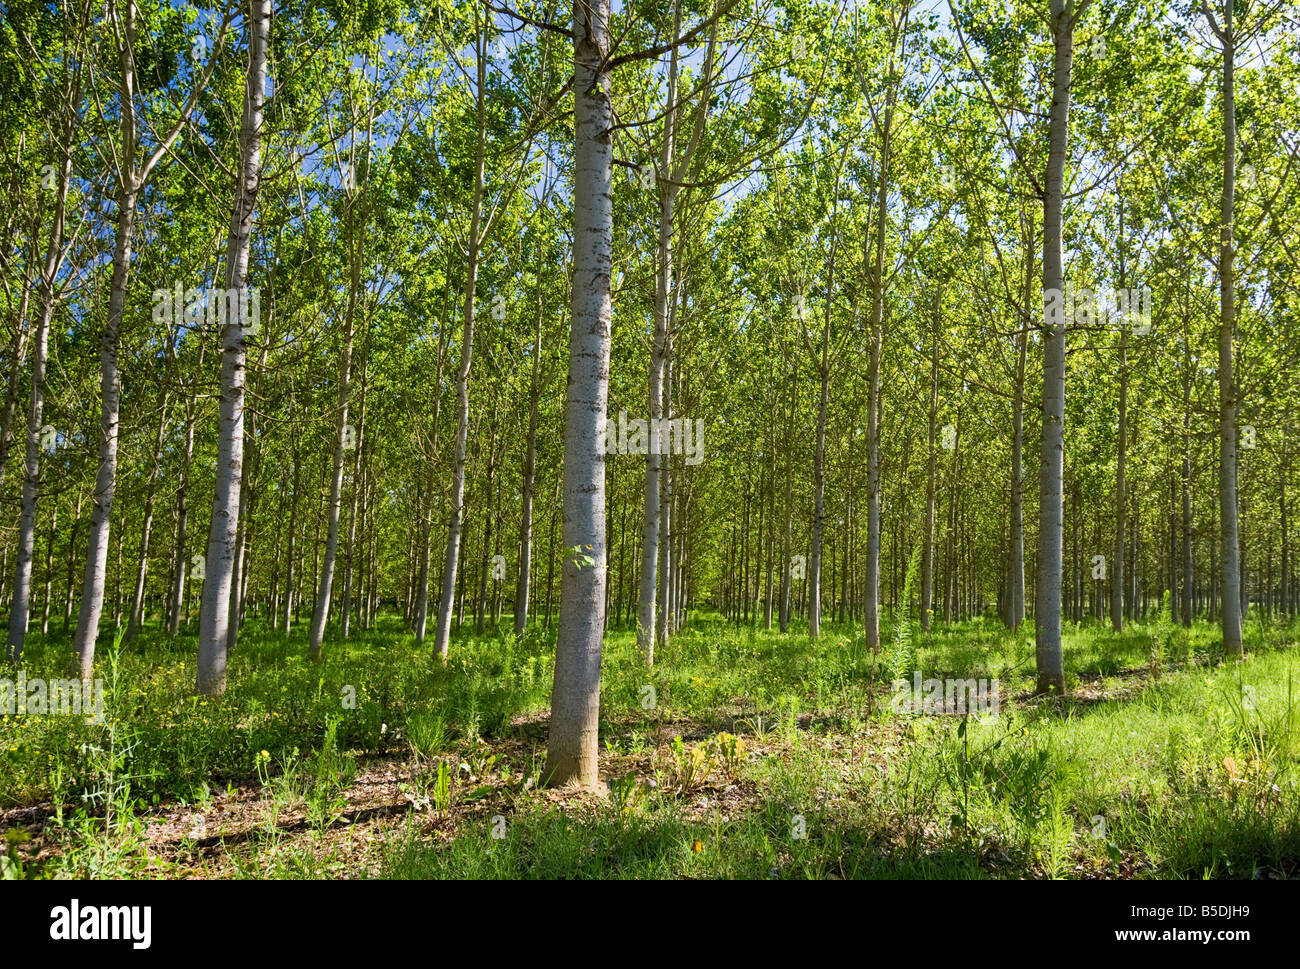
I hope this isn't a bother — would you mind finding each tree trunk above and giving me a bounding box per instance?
[306,196,362,661]
[1033,0,1074,695]
[474,410,499,635]
[64,492,81,632]
[515,235,547,638]
[414,266,450,644]
[546,0,612,789]
[1182,323,1194,627]
[74,181,137,679]
[227,335,269,651]
[166,380,199,635]
[780,358,797,633]
[7,94,73,662]
[0,280,32,496]
[921,295,939,633]
[809,184,840,640]
[125,392,170,641]
[864,116,889,652]
[635,31,677,660]
[657,336,674,648]
[1281,440,1289,620]
[764,409,776,629]
[40,503,56,636]
[1112,322,1127,633]
[79,0,222,676]
[1009,237,1031,631]
[196,0,268,694]
[433,32,488,664]
[1212,1,1243,655]
[340,369,366,640]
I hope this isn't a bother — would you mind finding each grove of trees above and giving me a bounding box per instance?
[1,0,1298,789]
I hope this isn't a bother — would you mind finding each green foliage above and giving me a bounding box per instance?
[883,548,922,682]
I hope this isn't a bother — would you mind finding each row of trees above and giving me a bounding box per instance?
[1,0,1296,785]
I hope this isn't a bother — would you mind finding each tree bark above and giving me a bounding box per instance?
[546,0,612,788]
[1112,324,1127,633]
[433,29,488,664]
[80,0,224,677]
[514,233,547,638]
[1033,0,1075,695]
[657,332,674,648]
[124,392,170,641]
[414,261,451,644]
[921,293,939,632]
[1211,0,1243,655]
[864,121,889,652]
[306,206,366,658]
[340,366,366,639]
[196,0,269,694]
[74,180,136,679]
[7,70,75,661]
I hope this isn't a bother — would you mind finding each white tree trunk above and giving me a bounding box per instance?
[1034,0,1074,695]
[546,0,612,788]
[1010,257,1028,630]
[657,344,673,647]
[635,8,713,656]
[1112,327,1128,633]
[920,295,939,633]
[125,393,170,641]
[78,0,225,677]
[1212,1,1243,654]
[7,131,72,662]
[306,256,357,660]
[74,186,136,680]
[340,377,366,639]
[636,208,669,659]
[197,0,269,695]
[810,347,829,639]
[166,388,198,635]
[414,276,449,643]
[433,35,488,663]
[0,277,32,495]
[635,6,685,661]
[515,267,544,639]
[864,231,885,651]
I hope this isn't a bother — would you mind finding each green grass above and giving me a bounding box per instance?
[2,608,1298,879]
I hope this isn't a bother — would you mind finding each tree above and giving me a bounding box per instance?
[545,0,615,788]
[197,0,270,696]
[6,1,83,662]
[75,0,228,680]
[1033,0,1085,696]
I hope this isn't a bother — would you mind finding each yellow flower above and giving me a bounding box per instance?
[691,840,703,853]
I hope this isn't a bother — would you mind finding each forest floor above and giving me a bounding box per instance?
[3,610,1299,879]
